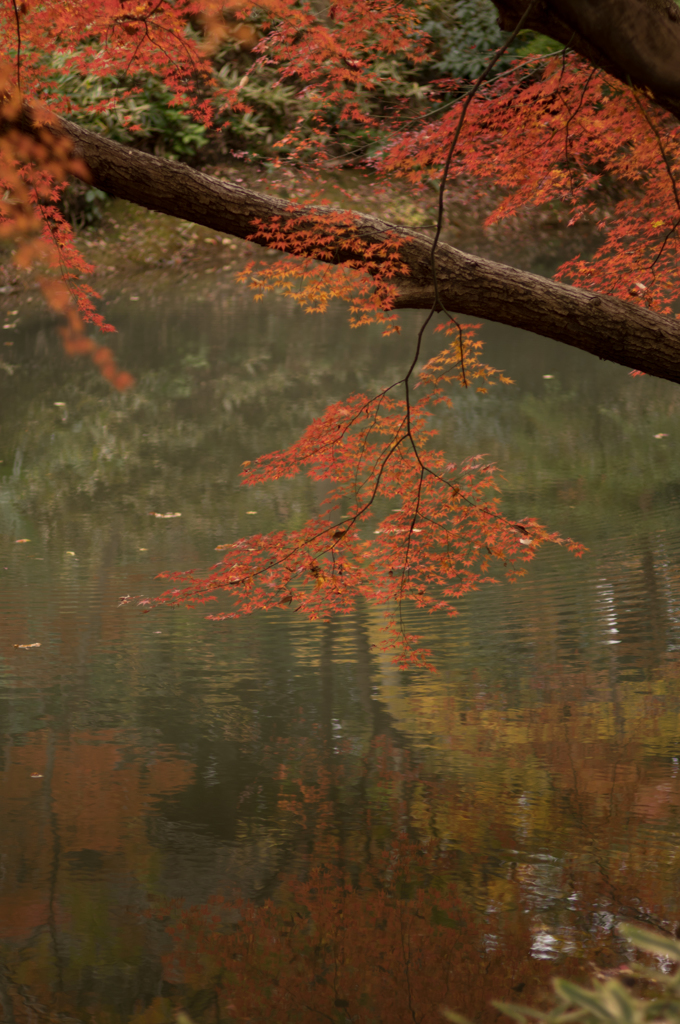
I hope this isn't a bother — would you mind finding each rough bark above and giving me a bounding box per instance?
[492,0,680,120]
[6,110,680,384]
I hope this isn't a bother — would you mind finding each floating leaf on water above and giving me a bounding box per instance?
[246,510,258,515]
[139,547,148,551]
[54,401,66,407]
[543,374,554,379]
[15,538,31,543]
[66,551,75,556]
[215,543,230,550]
[30,773,43,778]
[654,433,668,439]
[14,642,41,649]
[151,512,182,518]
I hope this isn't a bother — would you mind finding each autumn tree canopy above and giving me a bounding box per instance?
[2,0,679,661]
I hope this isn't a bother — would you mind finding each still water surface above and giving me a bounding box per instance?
[2,280,680,1024]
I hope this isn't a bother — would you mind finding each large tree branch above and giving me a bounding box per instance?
[7,111,680,384]
[492,0,680,120]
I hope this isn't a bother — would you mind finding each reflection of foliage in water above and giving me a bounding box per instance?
[157,700,680,1024]
[2,606,680,1023]
[3,292,680,1021]
[3,294,680,536]
[0,290,411,535]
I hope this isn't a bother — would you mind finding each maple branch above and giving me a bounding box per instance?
[491,0,680,121]
[6,108,680,385]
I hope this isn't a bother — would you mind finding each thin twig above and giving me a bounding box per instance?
[10,0,22,91]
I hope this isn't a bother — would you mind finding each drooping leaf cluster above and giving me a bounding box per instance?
[151,331,582,668]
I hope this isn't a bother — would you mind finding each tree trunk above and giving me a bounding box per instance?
[492,0,680,120]
[6,109,680,384]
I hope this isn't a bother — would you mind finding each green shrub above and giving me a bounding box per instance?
[47,53,209,161]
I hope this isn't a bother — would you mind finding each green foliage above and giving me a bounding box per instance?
[420,0,559,79]
[446,925,680,1024]
[421,0,510,78]
[48,54,209,161]
[514,32,562,57]
[60,182,110,228]
[212,46,428,160]
[45,53,209,222]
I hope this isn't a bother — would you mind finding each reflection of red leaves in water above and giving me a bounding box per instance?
[158,735,584,1024]
[2,663,680,1023]
[0,730,193,945]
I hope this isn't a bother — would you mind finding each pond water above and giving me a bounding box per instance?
[2,277,680,1024]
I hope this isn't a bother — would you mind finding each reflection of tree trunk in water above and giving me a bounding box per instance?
[319,607,412,870]
[319,610,424,1015]
[353,603,394,741]
[351,603,421,860]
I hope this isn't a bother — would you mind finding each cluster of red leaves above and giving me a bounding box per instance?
[0,0,428,371]
[209,0,429,161]
[0,0,218,124]
[0,0,230,388]
[242,207,409,330]
[0,76,132,388]
[154,331,583,667]
[380,53,680,313]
